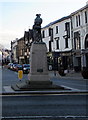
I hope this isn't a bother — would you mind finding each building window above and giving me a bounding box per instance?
[49,28,53,42]
[78,15,80,26]
[42,30,45,38]
[65,22,70,38]
[76,16,78,27]
[86,53,88,68]
[65,38,68,48]
[21,49,23,56]
[85,34,88,49]
[74,32,81,50]
[55,37,59,49]
[49,28,51,36]
[75,38,80,49]
[56,26,58,34]
[49,41,52,52]
[85,11,87,23]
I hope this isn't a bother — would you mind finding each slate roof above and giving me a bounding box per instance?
[42,16,70,29]
[71,4,88,16]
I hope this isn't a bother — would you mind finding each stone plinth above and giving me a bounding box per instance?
[29,42,52,85]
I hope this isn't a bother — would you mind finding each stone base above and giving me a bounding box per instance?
[11,80,67,91]
[30,74,50,81]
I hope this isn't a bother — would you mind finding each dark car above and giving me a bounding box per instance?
[7,63,13,69]
[16,64,23,72]
[12,64,18,71]
[23,64,30,74]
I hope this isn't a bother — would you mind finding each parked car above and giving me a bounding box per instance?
[7,63,13,69]
[23,64,30,74]
[16,64,23,72]
[12,64,18,71]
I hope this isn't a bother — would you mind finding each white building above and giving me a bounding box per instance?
[71,2,88,71]
[42,16,72,70]
[42,2,88,72]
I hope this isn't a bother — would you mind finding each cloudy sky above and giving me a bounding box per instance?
[0,0,87,49]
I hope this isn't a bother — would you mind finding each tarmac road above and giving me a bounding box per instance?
[2,94,88,120]
[2,67,88,93]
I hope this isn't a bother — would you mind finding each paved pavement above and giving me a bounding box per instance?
[49,70,83,80]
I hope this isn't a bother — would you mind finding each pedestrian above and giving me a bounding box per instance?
[28,70,30,80]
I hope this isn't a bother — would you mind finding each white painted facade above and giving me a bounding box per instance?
[41,2,88,71]
[41,16,73,70]
[42,27,51,52]
[42,16,72,53]
[71,5,88,50]
[71,3,88,71]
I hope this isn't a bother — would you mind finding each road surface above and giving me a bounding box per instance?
[2,94,88,120]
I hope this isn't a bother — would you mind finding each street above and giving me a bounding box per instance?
[2,67,88,92]
[2,94,88,120]
[2,67,28,92]
[1,67,88,120]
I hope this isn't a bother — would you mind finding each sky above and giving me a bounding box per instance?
[0,0,88,49]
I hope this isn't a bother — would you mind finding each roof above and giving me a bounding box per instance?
[17,37,24,42]
[42,16,70,29]
[71,4,88,16]
[42,3,88,29]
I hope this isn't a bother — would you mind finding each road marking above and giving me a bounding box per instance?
[1,91,88,97]
[2,115,88,119]
[61,85,80,91]
[3,86,14,92]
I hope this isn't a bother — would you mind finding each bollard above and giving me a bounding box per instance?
[18,70,23,81]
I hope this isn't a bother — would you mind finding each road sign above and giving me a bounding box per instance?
[18,70,23,80]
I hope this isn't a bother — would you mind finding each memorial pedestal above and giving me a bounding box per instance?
[11,42,67,91]
[29,42,52,85]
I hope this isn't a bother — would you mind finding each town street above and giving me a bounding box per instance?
[2,67,88,92]
[2,94,88,120]
[1,67,88,120]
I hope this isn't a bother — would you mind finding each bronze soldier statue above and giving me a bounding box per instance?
[32,14,43,42]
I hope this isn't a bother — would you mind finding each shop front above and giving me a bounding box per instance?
[47,50,73,72]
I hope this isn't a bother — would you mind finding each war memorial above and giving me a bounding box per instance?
[12,14,67,91]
